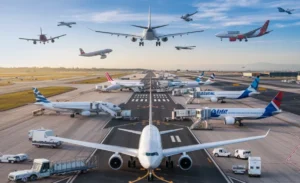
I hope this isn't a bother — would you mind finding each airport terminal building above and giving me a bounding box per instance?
[243,72,298,77]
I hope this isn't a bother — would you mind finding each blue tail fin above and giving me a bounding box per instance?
[32,88,50,103]
[200,71,204,76]
[247,76,260,91]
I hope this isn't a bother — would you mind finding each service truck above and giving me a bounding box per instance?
[115,110,139,121]
[31,129,62,148]
[8,158,97,182]
[248,157,261,177]
[0,154,28,163]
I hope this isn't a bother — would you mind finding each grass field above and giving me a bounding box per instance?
[0,82,13,87]
[71,73,132,84]
[0,86,76,111]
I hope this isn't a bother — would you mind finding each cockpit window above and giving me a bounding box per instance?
[145,152,159,156]
[113,105,116,107]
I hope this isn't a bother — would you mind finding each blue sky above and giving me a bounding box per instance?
[1,0,300,70]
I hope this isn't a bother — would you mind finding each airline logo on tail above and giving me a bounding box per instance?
[248,76,260,91]
[79,48,85,55]
[259,20,270,35]
[209,73,215,80]
[263,91,283,117]
[32,88,50,103]
[105,72,114,82]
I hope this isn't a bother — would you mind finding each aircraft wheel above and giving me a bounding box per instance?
[70,114,75,118]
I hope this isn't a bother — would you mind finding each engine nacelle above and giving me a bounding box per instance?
[229,37,237,42]
[162,37,168,42]
[108,154,123,170]
[178,154,193,170]
[51,39,55,43]
[210,97,218,102]
[237,35,244,39]
[131,37,137,42]
[224,116,235,125]
[100,55,107,59]
[81,111,91,116]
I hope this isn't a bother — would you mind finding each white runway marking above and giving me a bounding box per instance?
[170,136,176,142]
[175,136,181,143]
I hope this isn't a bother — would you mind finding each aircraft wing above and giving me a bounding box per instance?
[188,11,198,16]
[162,130,269,157]
[49,136,138,157]
[48,34,66,41]
[158,30,204,38]
[19,38,40,41]
[91,29,142,38]
[242,28,261,37]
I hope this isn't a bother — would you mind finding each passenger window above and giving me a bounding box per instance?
[256,167,260,169]
[250,166,253,169]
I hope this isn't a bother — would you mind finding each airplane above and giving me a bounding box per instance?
[198,71,205,79]
[175,46,196,50]
[79,48,113,59]
[48,78,269,181]
[210,91,283,126]
[181,11,198,22]
[277,7,295,14]
[57,21,77,28]
[196,76,260,103]
[19,28,66,44]
[32,88,121,118]
[165,73,215,88]
[89,7,204,46]
[101,72,145,92]
[215,20,272,42]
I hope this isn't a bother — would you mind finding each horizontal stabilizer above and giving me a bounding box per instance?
[152,24,169,29]
[131,25,148,29]
[160,128,183,135]
[118,128,142,135]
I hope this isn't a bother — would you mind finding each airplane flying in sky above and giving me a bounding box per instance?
[277,7,295,14]
[89,8,204,46]
[181,11,198,22]
[210,91,283,126]
[215,20,272,42]
[48,78,269,181]
[101,72,144,92]
[57,21,77,28]
[195,76,260,102]
[79,48,113,59]
[32,88,121,118]
[19,28,66,44]
[175,46,196,50]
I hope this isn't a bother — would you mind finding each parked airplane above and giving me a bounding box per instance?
[210,91,283,126]
[198,71,205,79]
[181,11,198,22]
[57,22,76,28]
[79,48,112,59]
[278,7,295,14]
[89,8,203,46]
[102,72,144,92]
[196,76,260,102]
[215,20,272,42]
[166,73,215,88]
[19,28,66,44]
[32,88,121,118]
[175,46,196,50]
[48,78,269,181]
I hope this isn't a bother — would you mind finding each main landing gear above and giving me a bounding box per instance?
[165,156,174,168]
[128,157,136,168]
[237,120,244,126]
[155,41,161,46]
[139,39,144,46]
[70,113,75,118]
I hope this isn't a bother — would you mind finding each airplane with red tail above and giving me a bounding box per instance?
[19,28,66,44]
[215,20,272,42]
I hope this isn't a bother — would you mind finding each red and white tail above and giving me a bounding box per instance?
[272,91,283,108]
[259,20,270,35]
[105,72,114,82]
[79,48,85,55]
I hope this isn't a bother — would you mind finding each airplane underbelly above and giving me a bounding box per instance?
[144,32,156,40]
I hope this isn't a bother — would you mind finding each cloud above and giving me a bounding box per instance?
[275,22,300,28]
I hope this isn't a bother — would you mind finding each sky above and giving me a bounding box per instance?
[1,0,300,70]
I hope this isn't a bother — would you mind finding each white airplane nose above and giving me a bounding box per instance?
[215,33,221,37]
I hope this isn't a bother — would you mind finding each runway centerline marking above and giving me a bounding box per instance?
[170,135,176,142]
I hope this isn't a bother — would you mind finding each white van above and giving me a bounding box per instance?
[212,148,231,157]
[234,149,251,159]
[248,157,261,177]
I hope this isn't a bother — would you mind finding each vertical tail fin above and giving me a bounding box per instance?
[247,76,260,91]
[79,48,85,55]
[40,27,42,35]
[105,72,114,82]
[260,20,270,34]
[265,91,283,114]
[210,73,215,80]
[149,77,152,125]
[148,6,151,28]
[201,71,204,76]
[32,88,50,103]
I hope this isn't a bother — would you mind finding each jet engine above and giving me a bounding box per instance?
[229,37,237,42]
[210,97,218,102]
[162,37,168,42]
[100,55,107,59]
[224,116,235,125]
[33,41,37,44]
[80,111,91,116]
[131,37,137,42]
[51,39,55,43]
[178,154,193,170]
[108,154,123,170]
[237,35,244,39]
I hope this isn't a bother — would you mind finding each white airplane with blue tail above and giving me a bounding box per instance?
[210,91,283,126]
[48,78,269,181]
[196,76,260,102]
[168,73,215,88]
